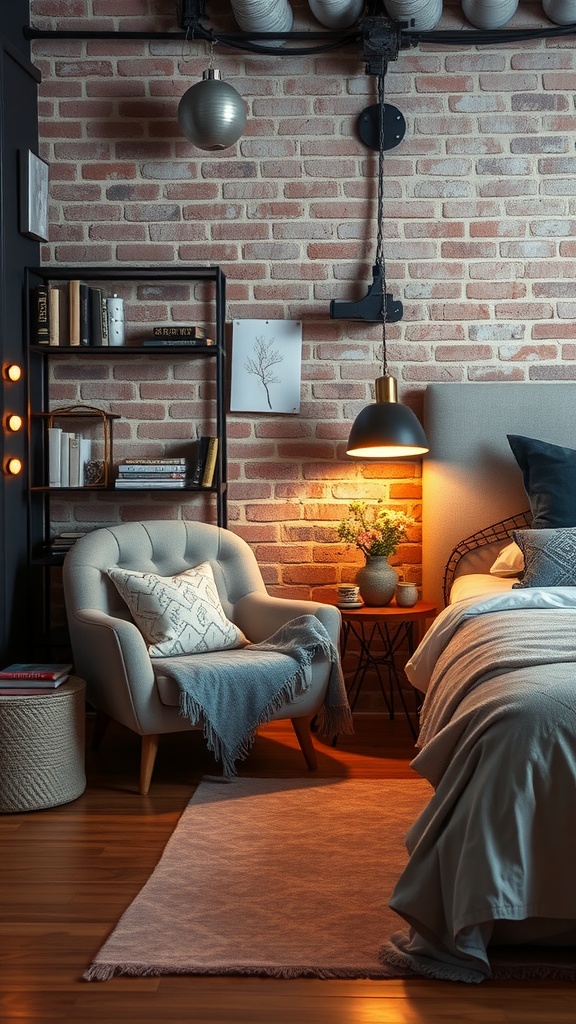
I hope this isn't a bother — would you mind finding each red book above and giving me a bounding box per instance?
[0,663,72,686]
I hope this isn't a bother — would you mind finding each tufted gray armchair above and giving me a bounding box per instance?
[63,520,341,794]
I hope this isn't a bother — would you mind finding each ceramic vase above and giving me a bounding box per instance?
[356,556,398,606]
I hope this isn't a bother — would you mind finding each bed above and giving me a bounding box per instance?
[380,383,576,983]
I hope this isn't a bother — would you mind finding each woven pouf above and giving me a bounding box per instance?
[0,675,86,812]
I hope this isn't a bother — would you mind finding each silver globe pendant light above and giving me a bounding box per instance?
[345,70,429,461]
[178,68,247,151]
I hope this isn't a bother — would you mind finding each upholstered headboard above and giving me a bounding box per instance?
[422,382,576,610]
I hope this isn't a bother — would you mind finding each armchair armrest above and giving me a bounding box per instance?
[68,608,157,733]
[233,593,341,647]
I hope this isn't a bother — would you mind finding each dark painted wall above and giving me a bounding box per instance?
[0,2,30,56]
[1,1,41,662]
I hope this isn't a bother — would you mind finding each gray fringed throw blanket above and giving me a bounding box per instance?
[152,614,353,778]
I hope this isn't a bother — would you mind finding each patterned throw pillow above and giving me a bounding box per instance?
[107,561,247,657]
[512,528,576,588]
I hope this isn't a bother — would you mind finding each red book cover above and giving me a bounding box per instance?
[0,662,72,682]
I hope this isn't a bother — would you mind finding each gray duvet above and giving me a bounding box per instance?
[379,592,576,982]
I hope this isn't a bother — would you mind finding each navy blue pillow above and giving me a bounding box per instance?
[507,434,576,529]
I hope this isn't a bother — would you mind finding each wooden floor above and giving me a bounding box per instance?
[1,714,573,1024]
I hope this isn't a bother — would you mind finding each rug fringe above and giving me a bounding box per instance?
[83,961,394,982]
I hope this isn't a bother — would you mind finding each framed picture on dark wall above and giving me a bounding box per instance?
[19,149,49,242]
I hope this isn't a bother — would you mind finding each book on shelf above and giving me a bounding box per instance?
[114,478,190,489]
[142,336,215,347]
[121,457,189,465]
[69,436,92,486]
[190,435,210,487]
[0,663,72,686]
[152,326,209,339]
[68,278,81,346]
[79,283,91,346]
[48,283,69,345]
[201,436,219,488]
[117,471,188,481]
[59,431,75,487]
[48,426,62,487]
[117,462,188,475]
[48,285,62,345]
[89,287,109,346]
[30,286,50,344]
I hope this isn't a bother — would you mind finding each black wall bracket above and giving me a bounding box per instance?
[357,102,406,151]
[330,265,403,322]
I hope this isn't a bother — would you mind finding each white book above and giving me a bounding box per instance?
[59,431,74,488]
[115,478,189,489]
[69,436,80,487]
[79,437,92,485]
[48,427,62,487]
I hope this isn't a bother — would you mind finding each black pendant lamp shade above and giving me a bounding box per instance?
[346,376,429,459]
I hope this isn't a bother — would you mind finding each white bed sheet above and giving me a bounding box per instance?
[449,573,515,604]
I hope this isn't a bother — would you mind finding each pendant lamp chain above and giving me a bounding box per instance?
[376,64,388,377]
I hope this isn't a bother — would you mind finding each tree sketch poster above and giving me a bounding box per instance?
[230,319,302,414]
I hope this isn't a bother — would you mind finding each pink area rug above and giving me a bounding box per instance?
[83,775,576,983]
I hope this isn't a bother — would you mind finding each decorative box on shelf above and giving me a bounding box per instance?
[43,405,119,489]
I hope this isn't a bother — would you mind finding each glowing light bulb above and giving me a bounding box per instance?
[5,414,23,432]
[5,457,23,476]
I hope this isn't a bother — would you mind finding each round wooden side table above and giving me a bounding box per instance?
[0,675,86,812]
[337,600,437,738]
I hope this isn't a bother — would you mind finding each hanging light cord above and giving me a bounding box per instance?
[376,64,388,377]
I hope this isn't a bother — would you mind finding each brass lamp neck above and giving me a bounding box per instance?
[375,375,398,403]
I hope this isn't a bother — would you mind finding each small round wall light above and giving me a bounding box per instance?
[3,364,22,383]
[4,457,23,476]
[5,414,23,432]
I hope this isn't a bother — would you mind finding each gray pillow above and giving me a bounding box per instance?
[512,528,576,588]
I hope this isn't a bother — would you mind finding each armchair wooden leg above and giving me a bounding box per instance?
[91,710,111,751]
[291,716,318,771]
[140,734,159,795]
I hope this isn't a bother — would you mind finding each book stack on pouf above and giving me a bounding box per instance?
[0,666,86,812]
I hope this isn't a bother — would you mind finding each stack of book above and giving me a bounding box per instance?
[142,326,214,347]
[115,457,191,489]
[50,531,87,558]
[0,663,72,693]
[30,281,122,347]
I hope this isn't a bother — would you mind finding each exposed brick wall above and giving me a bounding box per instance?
[30,0,576,606]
